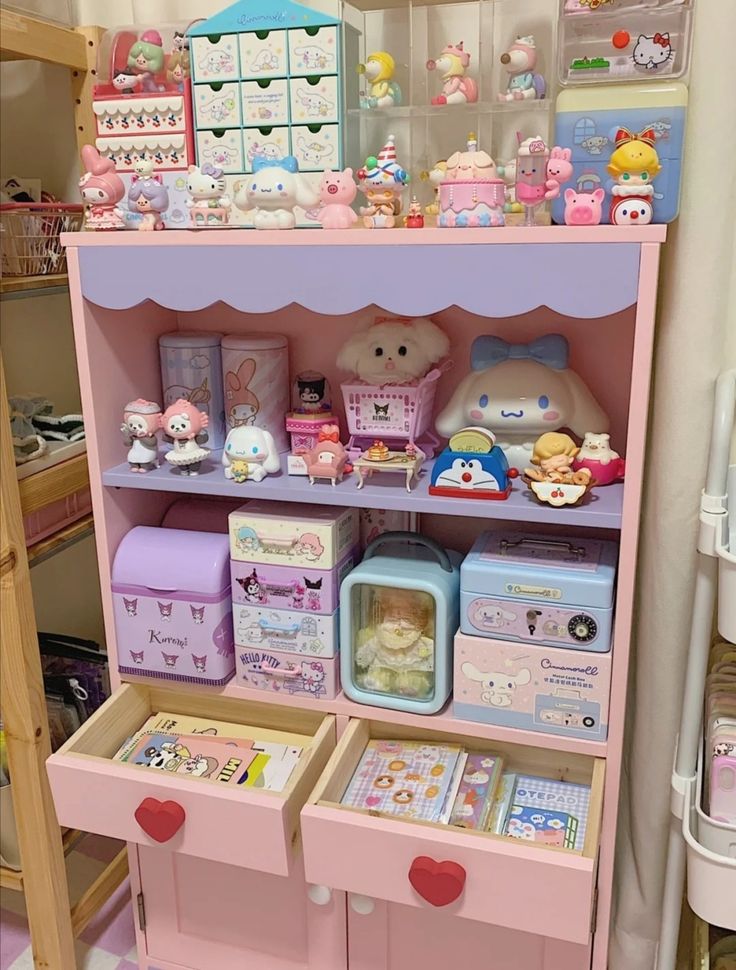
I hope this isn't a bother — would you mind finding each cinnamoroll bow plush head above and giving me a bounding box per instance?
[337,317,450,385]
[234,155,319,230]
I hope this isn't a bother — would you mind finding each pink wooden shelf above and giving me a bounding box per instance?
[102,452,625,530]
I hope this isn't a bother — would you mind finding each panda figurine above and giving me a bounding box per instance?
[429,427,517,499]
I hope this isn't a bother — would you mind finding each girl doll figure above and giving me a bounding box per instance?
[127,30,165,92]
[356,135,409,229]
[121,398,162,472]
[128,175,169,231]
[354,588,435,698]
[79,146,125,231]
[607,127,661,226]
[167,50,190,91]
[161,399,210,476]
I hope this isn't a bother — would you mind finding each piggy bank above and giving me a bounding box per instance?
[563,188,604,226]
[316,169,358,229]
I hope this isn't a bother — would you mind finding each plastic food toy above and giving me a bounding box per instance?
[128,172,169,231]
[523,470,594,508]
[573,432,625,485]
[429,427,517,499]
[436,333,608,473]
[234,155,319,230]
[78,145,125,231]
[127,29,165,92]
[337,316,449,386]
[607,127,660,225]
[222,425,280,482]
[439,134,505,228]
[358,51,402,109]
[304,425,349,486]
[340,532,462,714]
[405,198,424,228]
[514,136,572,226]
[563,187,605,225]
[356,135,410,229]
[161,399,210,476]
[497,36,546,102]
[315,169,357,229]
[523,432,594,506]
[185,164,231,226]
[353,441,425,492]
[121,399,161,472]
[426,42,478,106]
[419,160,447,215]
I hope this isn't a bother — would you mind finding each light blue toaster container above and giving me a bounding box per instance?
[340,532,461,714]
[460,532,618,653]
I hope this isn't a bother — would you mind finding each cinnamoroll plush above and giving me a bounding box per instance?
[337,317,449,385]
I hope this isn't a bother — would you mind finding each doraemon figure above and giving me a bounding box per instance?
[429,427,517,499]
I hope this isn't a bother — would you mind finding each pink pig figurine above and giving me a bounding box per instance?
[316,169,358,229]
[563,188,605,226]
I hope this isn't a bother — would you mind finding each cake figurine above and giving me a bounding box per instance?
[356,135,410,229]
[426,42,478,106]
[438,134,505,228]
[358,51,402,109]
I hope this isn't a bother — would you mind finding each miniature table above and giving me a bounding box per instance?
[353,451,424,492]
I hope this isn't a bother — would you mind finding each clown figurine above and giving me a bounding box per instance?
[357,135,410,229]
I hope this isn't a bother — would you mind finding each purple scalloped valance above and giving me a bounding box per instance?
[77,242,640,318]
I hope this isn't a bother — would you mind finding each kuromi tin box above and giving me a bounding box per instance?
[460,533,617,653]
[231,549,357,615]
[453,632,612,741]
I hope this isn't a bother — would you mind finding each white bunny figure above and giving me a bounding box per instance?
[234,156,319,230]
[222,426,280,482]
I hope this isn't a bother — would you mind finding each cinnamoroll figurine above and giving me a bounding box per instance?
[161,399,209,476]
[234,155,319,229]
[222,425,280,482]
[121,398,161,472]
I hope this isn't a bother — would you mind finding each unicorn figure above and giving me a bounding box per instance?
[427,42,478,106]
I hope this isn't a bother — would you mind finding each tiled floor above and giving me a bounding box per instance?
[1,835,137,970]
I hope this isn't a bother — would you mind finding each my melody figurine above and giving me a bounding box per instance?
[573,432,626,485]
[304,424,349,485]
[78,146,125,231]
[127,172,169,230]
[315,169,357,229]
[234,155,319,229]
[427,42,478,106]
[161,399,210,476]
[522,432,595,507]
[185,163,231,226]
[121,399,161,472]
[607,127,661,225]
[438,134,505,228]
[222,426,280,482]
[356,135,410,229]
[514,136,572,226]
[497,36,546,102]
[358,51,402,109]
[436,333,608,473]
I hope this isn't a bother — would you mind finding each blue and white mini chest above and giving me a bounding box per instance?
[460,533,617,653]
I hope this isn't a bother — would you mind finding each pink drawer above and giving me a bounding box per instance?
[301,719,605,945]
[47,683,335,877]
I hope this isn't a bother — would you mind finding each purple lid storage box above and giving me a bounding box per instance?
[112,526,234,685]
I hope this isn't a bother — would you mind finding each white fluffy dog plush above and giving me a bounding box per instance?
[337,317,450,385]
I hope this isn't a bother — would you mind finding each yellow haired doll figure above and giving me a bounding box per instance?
[358,51,402,109]
[607,127,661,226]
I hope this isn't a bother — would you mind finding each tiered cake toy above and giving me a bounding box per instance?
[438,134,506,228]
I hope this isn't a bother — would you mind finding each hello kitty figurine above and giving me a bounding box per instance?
[573,432,626,485]
[186,163,231,226]
[632,33,673,74]
[79,146,125,231]
[222,425,280,482]
[121,399,161,472]
[234,156,319,229]
[315,169,357,229]
[436,334,608,473]
[161,399,210,475]
[338,317,449,386]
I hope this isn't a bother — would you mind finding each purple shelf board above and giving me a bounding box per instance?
[102,453,624,530]
[74,238,642,318]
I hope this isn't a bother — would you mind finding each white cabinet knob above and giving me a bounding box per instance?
[349,893,375,916]
[307,884,332,906]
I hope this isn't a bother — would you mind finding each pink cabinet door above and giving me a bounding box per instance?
[137,845,346,970]
[346,899,592,970]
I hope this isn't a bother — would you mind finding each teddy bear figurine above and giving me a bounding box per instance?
[337,316,449,386]
[353,588,435,698]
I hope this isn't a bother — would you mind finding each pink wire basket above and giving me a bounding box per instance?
[0,202,83,278]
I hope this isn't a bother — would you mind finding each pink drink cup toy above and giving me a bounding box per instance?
[515,137,572,226]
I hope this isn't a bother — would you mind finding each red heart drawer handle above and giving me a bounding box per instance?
[134,797,186,843]
[408,856,466,907]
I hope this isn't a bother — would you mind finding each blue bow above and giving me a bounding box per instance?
[471,334,569,372]
[252,154,298,174]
